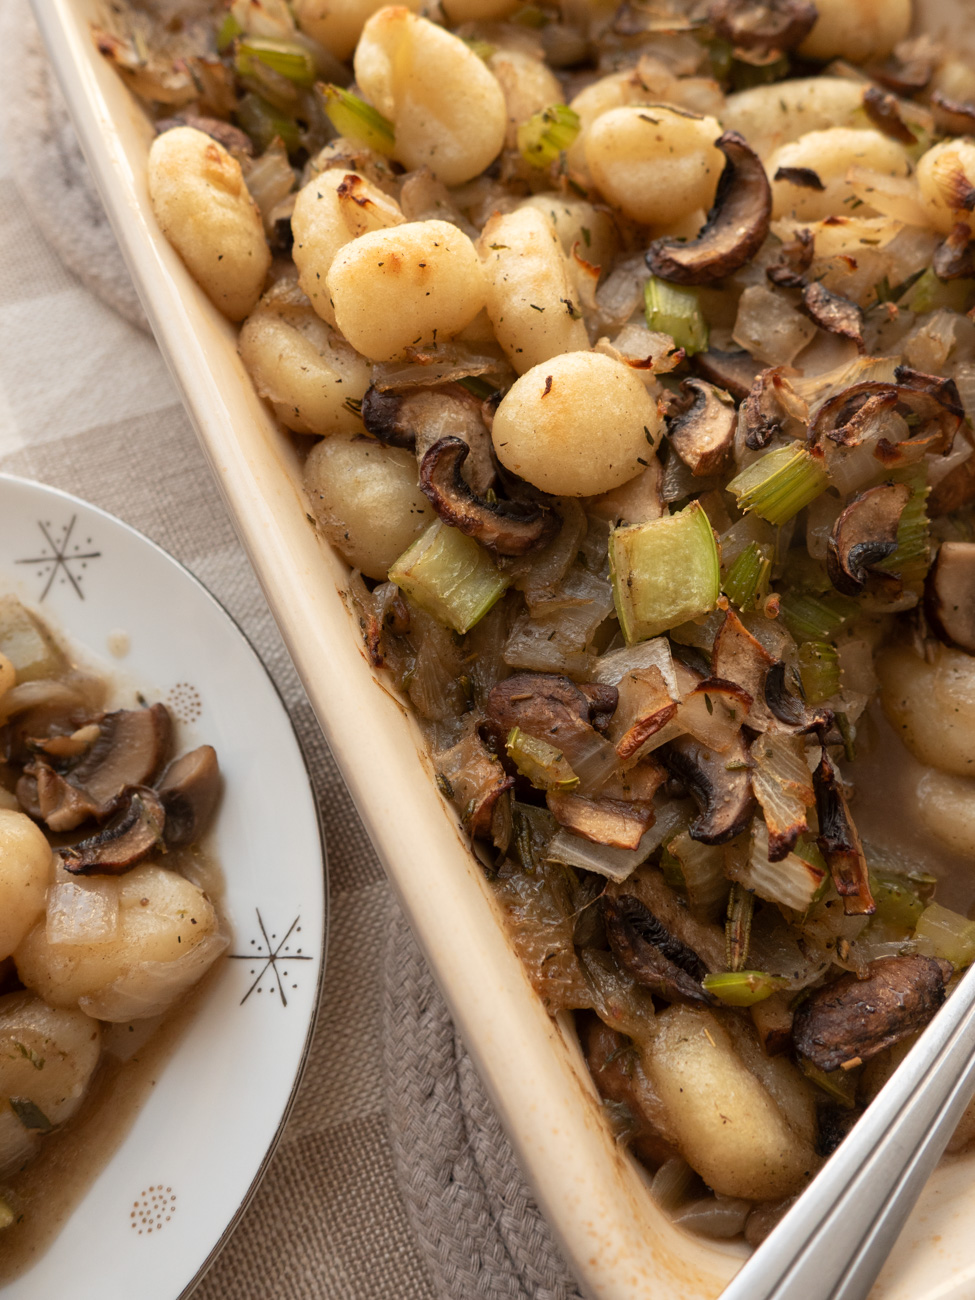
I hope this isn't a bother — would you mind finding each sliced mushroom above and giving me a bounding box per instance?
[930,91,975,139]
[546,790,654,850]
[801,282,865,353]
[826,482,910,596]
[658,731,755,844]
[812,370,962,453]
[362,384,498,493]
[484,673,617,753]
[690,348,760,402]
[59,786,167,876]
[578,682,620,734]
[932,222,975,281]
[772,165,825,191]
[861,87,917,146]
[813,749,874,915]
[925,541,975,653]
[156,745,221,847]
[157,113,253,157]
[711,609,784,732]
[602,893,715,1005]
[32,704,173,832]
[740,367,789,450]
[867,42,937,96]
[763,660,832,734]
[792,955,952,1072]
[812,383,900,448]
[666,379,737,476]
[419,437,556,556]
[646,131,772,286]
[766,228,815,289]
[708,0,816,53]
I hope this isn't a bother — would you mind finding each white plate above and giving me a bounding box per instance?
[0,473,326,1299]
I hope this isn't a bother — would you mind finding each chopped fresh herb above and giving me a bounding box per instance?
[9,1098,53,1133]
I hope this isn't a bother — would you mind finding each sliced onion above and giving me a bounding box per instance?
[244,138,295,232]
[727,820,826,913]
[667,830,728,913]
[46,876,120,946]
[845,166,929,228]
[904,308,960,374]
[547,800,687,881]
[592,638,678,694]
[650,1156,696,1211]
[594,253,648,332]
[672,1195,751,1238]
[79,933,228,1022]
[370,345,508,391]
[751,733,814,859]
[517,501,588,608]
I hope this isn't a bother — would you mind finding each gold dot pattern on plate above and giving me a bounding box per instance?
[166,682,202,724]
[130,1186,177,1234]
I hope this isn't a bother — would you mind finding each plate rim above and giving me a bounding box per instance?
[0,470,329,1299]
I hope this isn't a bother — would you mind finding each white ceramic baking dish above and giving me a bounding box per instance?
[28,2,975,1294]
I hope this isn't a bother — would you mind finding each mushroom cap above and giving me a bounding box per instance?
[667,379,737,477]
[826,481,911,596]
[925,541,975,653]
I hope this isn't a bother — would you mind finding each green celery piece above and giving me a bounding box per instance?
[319,84,395,155]
[914,901,975,969]
[722,541,771,608]
[799,1056,859,1108]
[778,590,858,643]
[727,442,829,526]
[797,640,840,705]
[904,268,975,315]
[877,468,931,586]
[609,501,720,644]
[235,92,302,154]
[388,522,508,634]
[216,12,242,51]
[644,277,709,356]
[235,37,317,87]
[505,727,579,791]
[517,105,580,168]
[702,970,788,1006]
[869,871,925,934]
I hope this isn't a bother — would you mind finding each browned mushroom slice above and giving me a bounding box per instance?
[894,365,965,446]
[861,86,917,146]
[826,482,911,596]
[360,385,417,448]
[867,41,938,96]
[708,0,816,52]
[546,790,654,850]
[932,222,975,281]
[602,894,716,1006]
[666,378,737,476]
[813,749,874,915]
[646,132,772,286]
[740,367,790,450]
[34,703,173,832]
[811,383,900,448]
[690,348,759,402]
[484,673,616,752]
[362,384,498,493]
[930,91,975,139]
[766,228,815,289]
[578,682,620,734]
[801,282,865,353]
[711,608,779,729]
[763,660,832,734]
[925,541,975,652]
[773,165,825,191]
[419,437,556,556]
[59,786,167,877]
[792,955,952,1072]
[156,745,221,847]
[658,732,755,845]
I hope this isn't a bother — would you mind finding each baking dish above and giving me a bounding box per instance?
[29,1,975,1293]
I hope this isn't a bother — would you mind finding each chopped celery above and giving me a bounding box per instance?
[517,105,580,168]
[904,268,975,315]
[319,84,395,154]
[726,443,829,526]
[877,469,930,587]
[235,37,317,86]
[869,871,925,934]
[388,521,509,634]
[505,727,579,791]
[644,277,709,356]
[730,51,790,91]
[464,37,497,59]
[609,501,720,644]
[778,590,858,643]
[797,640,840,704]
[914,901,975,969]
[702,970,787,1006]
[659,845,686,893]
[0,1197,13,1230]
[722,541,772,609]
[799,1056,859,1107]
[216,12,243,51]
[235,92,302,154]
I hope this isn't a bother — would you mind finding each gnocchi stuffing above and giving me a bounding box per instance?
[0,595,224,1235]
[107,0,975,1245]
